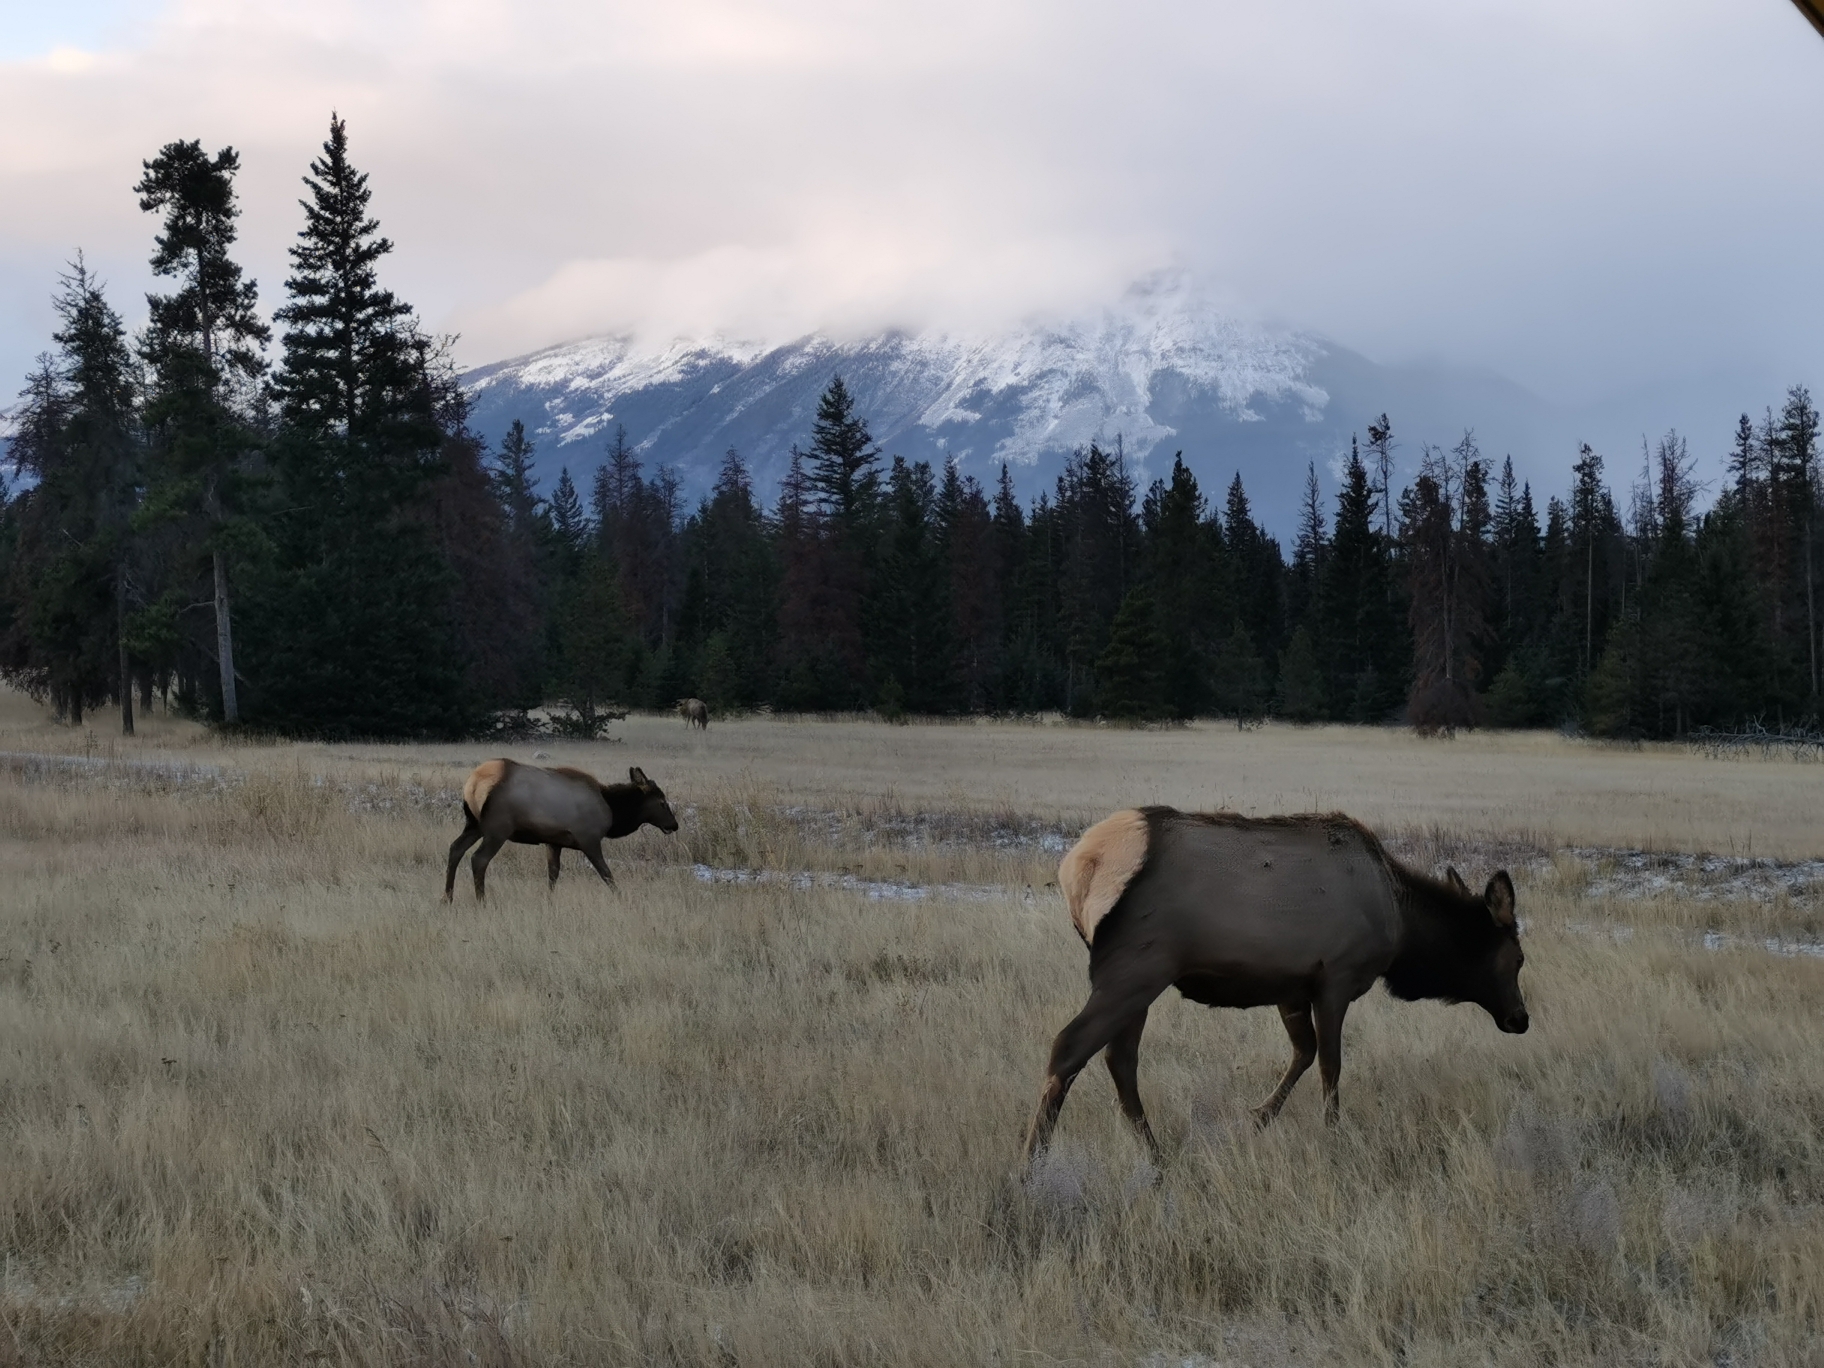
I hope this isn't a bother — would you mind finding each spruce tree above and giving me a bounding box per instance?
[0,267,140,728]
[1322,441,1401,720]
[135,139,269,724]
[272,114,433,491]
[549,468,588,560]
[805,376,882,527]
[938,460,1001,711]
[871,457,951,711]
[1095,587,1168,719]
[248,114,465,736]
[1144,454,1227,718]
[490,419,543,540]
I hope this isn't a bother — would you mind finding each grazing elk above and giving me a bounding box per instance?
[444,760,679,901]
[678,697,710,730]
[1024,807,1528,1166]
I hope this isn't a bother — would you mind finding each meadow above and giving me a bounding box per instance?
[0,693,1820,1366]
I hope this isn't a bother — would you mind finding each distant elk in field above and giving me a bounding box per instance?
[1024,807,1528,1167]
[445,760,679,901]
[678,697,710,730]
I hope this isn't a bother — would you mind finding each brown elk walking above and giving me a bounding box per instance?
[678,697,710,730]
[1024,807,1529,1167]
[444,760,680,901]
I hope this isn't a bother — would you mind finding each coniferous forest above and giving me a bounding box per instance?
[3,118,1821,741]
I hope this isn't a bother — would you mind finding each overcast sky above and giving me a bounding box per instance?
[4,0,1823,445]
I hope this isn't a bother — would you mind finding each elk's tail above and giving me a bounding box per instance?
[463,759,509,819]
[1058,808,1151,946]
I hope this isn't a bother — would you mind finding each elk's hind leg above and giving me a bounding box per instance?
[1252,1002,1316,1126]
[1105,1012,1160,1160]
[1023,983,1162,1168]
[547,844,563,888]
[445,810,483,902]
[470,834,506,901]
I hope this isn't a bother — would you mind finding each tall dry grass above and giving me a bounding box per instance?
[0,692,1820,1364]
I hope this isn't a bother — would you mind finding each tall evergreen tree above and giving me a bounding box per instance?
[1143,454,1229,718]
[1286,461,1328,681]
[1773,385,1821,705]
[1223,472,1284,684]
[938,460,1001,712]
[1056,442,1139,714]
[0,267,140,728]
[135,139,270,724]
[1401,435,1489,732]
[271,115,436,503]
[871,457,951,712]
[1322,440,1402,720]
[248,114,465,737]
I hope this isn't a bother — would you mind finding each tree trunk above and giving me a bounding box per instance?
[214,550,240,725]
[1806,514,1818,702]
[1585,534,1594,675]
[118,569,134,737]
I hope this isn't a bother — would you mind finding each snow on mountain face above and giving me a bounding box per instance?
[460,278,1557,533]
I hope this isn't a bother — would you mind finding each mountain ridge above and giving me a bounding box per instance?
[461,282,1564,534]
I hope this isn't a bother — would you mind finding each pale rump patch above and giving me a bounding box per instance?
[1060,809,1151,945]
[463,759,510,817]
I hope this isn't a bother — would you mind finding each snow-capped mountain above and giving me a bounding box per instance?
[461,276,1560,533]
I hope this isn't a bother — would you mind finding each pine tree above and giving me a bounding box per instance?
[938,460,1001,711]
[550,548,631,734]
[1366,414,1397,540]
[549,468,588,560]
[0,267,140,728]
[1569,443,1607,678]
[1322,440,1401,720]
[1095,587,1168,719]
[870,457,951,711]
[1211,619,1268,724]
[490,420,543,540]
[1056,442,1140,714]
[1401,434,1489,733]
[246,115,466,736]
[679,448,775,706]
[1142,454,1229,718]
[135,139,270,725]
[1223,472,1284,688]
[1285,461,1328,710]
[1774,386,1821,705]
[805,376,882,528]
[272,115,433,496]
[1278,625,1325,722]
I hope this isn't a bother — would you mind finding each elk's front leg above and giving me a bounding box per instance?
[1314,996,1349,1126]
[581,840,616,888]
[546,844,563,888]
[1252,1002,1316,1126]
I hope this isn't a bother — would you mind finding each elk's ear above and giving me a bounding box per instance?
[1485,871,1517,930]
[1445,866,1470,896]
[629,766,650,788]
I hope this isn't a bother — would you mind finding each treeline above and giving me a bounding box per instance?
[2,118,1820,740]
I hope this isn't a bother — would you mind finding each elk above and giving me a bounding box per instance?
[444,760,679,901]
[678,697,710,730]
[1024,807,1528,1167]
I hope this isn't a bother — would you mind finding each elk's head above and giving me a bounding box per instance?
[1447,867,1529,1034]
[628,767,680,834]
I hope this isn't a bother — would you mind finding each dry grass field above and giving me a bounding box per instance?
[1,692,1821,1366]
